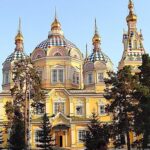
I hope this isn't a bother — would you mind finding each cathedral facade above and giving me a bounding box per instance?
[0,0,146,149]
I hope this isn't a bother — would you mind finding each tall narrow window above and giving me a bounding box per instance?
[52,69,64,83]
[4,72,9,84]
[52,69,57,83]
[88,73,92,84]
[35,130,43,143]
[59,69,64,83]
[76,105,83,116]
[98,73,104,82]
[54,102,65,114]
[99,104,106,115]
[78,130,87,142]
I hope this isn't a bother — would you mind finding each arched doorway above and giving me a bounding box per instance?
[53,124,70,148]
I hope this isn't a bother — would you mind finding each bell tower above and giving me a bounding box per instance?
[118,0,145,73]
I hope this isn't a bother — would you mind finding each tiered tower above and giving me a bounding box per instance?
[2,19,27,91]
[118,0,145,72]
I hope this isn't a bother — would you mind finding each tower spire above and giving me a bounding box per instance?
[92,19,101,52]
[55,7,57,20]
[50,8,64,36]
[15,18,24,51]
[126,0,137,23]
[18,17,21,33]
[95,18,98,34]
[86,43,88,58]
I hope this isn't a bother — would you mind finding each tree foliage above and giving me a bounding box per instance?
[84,113,109,150]
[5,58,45,148]
[134,54,150,149]
[8,107,25,150]
[104,66,138,150]
[0,130,4,149]
[37,113,55,150]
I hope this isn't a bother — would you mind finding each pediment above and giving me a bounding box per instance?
[50,112,71,127]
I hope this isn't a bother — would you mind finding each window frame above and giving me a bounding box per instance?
[97,72,104,82]
[78,130,87,143]
[76,104,84,116]
[51,68,64,84]
[87,73,93,84]
[99,104,106,116]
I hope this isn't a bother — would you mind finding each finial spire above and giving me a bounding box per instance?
[86,43,88,58]
[18,17,21,33]
[95,18,98,34]
[55,7,57,20]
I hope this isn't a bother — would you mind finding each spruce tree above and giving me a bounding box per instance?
[84,113,109,150]
[37,113,55,150]
[0,130,3,149]
[5,58,45,148]
[134,54,150,149]
[104,66,137,150]
[9,107,25,150]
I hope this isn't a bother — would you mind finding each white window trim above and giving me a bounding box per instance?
[75,104,84,116]
[97,72,104,83]
[73,72,80,85]
[51,68,64,84]
[53,98,66,114]
[87,72,93,84]
[99,103,106,116]
[77,129,87,143]
[34,129,42,144]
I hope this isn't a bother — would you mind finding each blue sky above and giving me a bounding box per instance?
[0,0,150,90]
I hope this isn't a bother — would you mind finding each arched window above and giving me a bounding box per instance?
[73,72,79,84]
[54,52,61,56]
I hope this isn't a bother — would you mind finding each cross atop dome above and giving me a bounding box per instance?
[126,0,137,24]
[92,19,101,52]
[15,18,24,51]
[50,9,64,36]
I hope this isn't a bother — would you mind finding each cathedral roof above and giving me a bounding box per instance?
[4,19,28,64]
[4,50,27,63]
[35,36,78,50]
[86,19,112,65]
[35,13,78,50]
[87,51,112,63]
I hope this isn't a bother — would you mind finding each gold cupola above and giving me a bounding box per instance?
[92,19,101,51]
[51,9,61,31]
[15,18,23,42]
[126,0,137,22]
[92,19,101,45]
[49,9,64,36]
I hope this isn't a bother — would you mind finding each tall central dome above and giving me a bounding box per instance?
[31,12,83,90]
[35,13,78,51]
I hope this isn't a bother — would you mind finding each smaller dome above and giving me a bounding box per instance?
[15,32,23,41]
[4,51,27,63]
[126,0,137,22]
[126,13,137,22]
[51,18,61,30]
[92,33,101,44]
[87,51,112,63]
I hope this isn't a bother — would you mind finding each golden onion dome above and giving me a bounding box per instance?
[126,0,137,22]
[51,18,61,30]
[15,32,23,41]
[126,13,137,22]
[92,33,101,44]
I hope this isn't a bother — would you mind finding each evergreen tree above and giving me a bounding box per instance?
[5,58,45,148]
[104,66,137,150]
[84,113,109,150]
[9,107,25,150]
[0,130,3,149]
[37,113,55,150]
[134,54,150,149]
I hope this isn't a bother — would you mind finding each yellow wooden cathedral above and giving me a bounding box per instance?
[0,0,146,149]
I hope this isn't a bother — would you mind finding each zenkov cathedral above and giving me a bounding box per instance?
[0,0,146,149]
